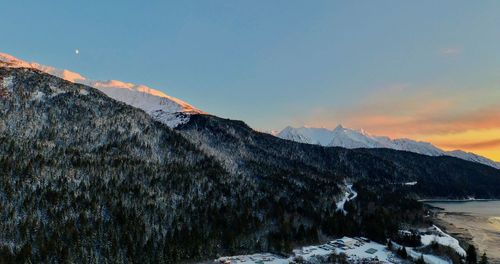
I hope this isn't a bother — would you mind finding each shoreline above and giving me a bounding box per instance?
[420,198,500,202]
[429,209,500,262]
[430,211,474,244]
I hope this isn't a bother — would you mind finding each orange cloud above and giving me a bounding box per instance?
[440,138,500,150]
[415,129,500,162]
[305,84,500,161]
[309,84,500,136]
[346,104,500,137]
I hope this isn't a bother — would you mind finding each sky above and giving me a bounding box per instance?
[1,1,499,161]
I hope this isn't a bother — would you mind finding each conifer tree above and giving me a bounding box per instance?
[479,252,488,264]
[466,245,477,264]
[415,254,425,264]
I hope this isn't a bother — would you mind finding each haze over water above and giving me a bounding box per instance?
[428,201,500,261]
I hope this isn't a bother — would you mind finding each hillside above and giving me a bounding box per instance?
[1,65,499,263]
[0,52,203,128]
[178,115,500,199]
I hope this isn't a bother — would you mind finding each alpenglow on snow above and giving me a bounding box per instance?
[0,52,204,128]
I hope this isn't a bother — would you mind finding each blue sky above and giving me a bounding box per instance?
[2,1,500,159]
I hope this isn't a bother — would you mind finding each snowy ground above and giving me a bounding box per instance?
[391,223,469,264]
[215,237,401,264]
[392,225,466,264]
[215,229,463,264]
[391,241,452,264]
[419,225,466,257]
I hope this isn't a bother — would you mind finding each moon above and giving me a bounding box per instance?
[75,49,79,55]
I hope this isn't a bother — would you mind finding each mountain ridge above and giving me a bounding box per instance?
[0,52,204,128]
[276,125,500,169]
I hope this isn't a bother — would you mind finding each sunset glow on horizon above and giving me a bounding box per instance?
[305,83,500,162]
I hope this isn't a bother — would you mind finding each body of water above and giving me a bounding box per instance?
[427,200,500,261]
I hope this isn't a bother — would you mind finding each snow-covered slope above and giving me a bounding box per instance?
[285,126,339,145]
[446,150,500,170]
[390,138,445,156]
[0,52,204,127]
[329,125,387,149]
[276,126,313,144]
[276,125,500,169]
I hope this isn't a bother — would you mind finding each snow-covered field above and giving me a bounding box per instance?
[215,237,401,264]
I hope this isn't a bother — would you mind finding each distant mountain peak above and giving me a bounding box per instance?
[0,52,204,127]
[276,126,313,144]
[334,124,344,131]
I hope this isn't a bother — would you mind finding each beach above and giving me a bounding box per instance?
[428,201,500,262]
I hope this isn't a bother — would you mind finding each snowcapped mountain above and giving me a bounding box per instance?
[276,125,500,169]
[0,52,204,127]
[329,125,388,149]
